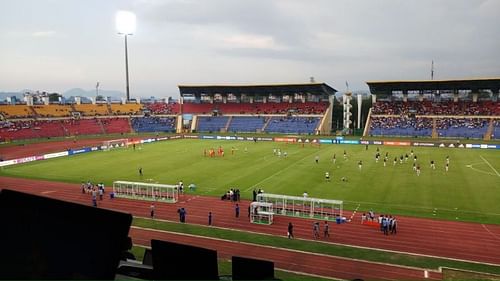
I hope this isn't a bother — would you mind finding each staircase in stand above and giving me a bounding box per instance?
[97,118,106,134]
[128,117,135,133]
[28,106,38,118]
[261,116,272,132]
[224,116,233,132]
[106,104,113,115]
[431,118,438,139]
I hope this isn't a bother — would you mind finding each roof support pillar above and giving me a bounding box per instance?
[418,91,424,102]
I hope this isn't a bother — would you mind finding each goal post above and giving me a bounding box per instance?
[112,180,179,203]
[102,139,129,151]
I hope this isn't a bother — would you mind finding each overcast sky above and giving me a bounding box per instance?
[1,0,499,98]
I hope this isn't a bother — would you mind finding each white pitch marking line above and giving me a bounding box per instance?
[480,155,500,177]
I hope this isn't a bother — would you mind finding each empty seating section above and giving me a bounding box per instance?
[370,117,433,137]
[265,117,320,134]
[144,103,180,114]
[227,116,266,133]
[436,118,489,139]
[61,119,103,136]
[32,105,72,117]
[73,104,110,116]
[101,118,131,134]
[131,117,176,133]
[0,105,33,118]
[182,102,328,114]
[182,103,213,114]
[197,116,229,132]
[109,104,142,115]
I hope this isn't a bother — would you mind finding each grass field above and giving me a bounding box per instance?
[1,139,499,223]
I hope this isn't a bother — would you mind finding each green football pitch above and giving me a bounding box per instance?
[1,139,499,223]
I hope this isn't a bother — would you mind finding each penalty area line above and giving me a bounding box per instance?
[480,155,500,177]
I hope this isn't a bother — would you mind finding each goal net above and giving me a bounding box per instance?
[102,139,129,151]
[112,180,179,203]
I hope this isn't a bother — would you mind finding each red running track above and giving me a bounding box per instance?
[0,138,114,160]
[130,227,442,280]
[1,176,500,268]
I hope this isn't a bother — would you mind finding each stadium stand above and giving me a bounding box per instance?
[101,118,132,134]
[144,102,180,114]
[366,79,500,139]
[62,119,104,136]
[73,104,110,116]
[0,120,65,140]
[0,83,335,140]
[265,116,320,134]
[436,118,490,139]
[131,116,176,133]
[227,116,267,133]
[32,105,72,117]
[109,104,143,115]
[370,117,433,137]
[181,101,329,115]
[493,120,500,139]
[182,103,214,114]
[371,101,498,116]
[0,105,33,118]
[197,116,229,132]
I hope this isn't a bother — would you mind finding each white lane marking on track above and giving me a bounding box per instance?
[482,224,500,241]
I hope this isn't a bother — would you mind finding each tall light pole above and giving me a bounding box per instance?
[116,11,136,101]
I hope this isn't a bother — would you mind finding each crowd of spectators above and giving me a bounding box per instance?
[144,102,179,115]
[372,101,499,116]
[435,118,489,130]
[370,117,432,131]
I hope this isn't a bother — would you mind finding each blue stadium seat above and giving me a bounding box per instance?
[131,117,176,133]
[264,117,320,134]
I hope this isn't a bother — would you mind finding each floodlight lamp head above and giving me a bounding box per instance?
[116,11,136,35]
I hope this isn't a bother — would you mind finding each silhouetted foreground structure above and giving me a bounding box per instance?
[0,189,278,280]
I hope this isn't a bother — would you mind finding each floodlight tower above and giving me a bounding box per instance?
[116,11,136,101]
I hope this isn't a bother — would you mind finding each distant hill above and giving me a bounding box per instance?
[0,92,24,100]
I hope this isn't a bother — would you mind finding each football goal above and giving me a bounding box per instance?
[102,139,129,151]
[112,180,179,203]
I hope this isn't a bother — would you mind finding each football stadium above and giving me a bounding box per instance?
[1,80,500,280]
[1,2,500,281]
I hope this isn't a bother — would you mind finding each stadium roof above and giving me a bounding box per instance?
[178,83,337,96]
[366,78,500,95]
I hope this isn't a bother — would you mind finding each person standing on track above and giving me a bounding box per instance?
[323,221,330,238]
[235,204,240,218]
[208,212,213,226]
[391,217,397,234]
[150,204,155,219]
[287,222,294,239]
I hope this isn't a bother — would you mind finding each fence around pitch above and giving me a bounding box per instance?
[256,193,342,222]
[112,180,178,203]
